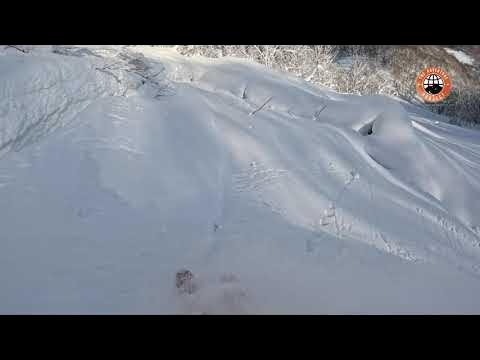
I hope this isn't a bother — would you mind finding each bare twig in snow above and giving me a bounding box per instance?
[95,61,122,71]
[242,86,247,100]
[6,45,28,53]
[313,104,328,121]
[249,96,273,116]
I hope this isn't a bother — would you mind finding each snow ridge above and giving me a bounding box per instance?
[1,46,480,314]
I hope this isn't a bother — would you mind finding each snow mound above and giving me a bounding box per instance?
[1,46,480,314]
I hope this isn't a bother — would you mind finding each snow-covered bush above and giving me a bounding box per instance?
[428,87,480,126]
[175,45,479,127]
[175,45,390,95]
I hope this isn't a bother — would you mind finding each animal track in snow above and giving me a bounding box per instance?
[232,161,289,193]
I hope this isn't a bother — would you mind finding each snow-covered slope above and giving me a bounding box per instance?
[1,45,480,314]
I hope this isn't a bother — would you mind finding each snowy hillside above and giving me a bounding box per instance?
[1,45,480,314]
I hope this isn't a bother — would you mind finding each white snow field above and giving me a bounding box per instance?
[1,45,480,314]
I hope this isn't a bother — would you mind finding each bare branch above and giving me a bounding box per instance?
[5,45,29,53]
[249,96,273,116]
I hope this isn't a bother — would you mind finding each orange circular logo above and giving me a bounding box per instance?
[416,67,452,103]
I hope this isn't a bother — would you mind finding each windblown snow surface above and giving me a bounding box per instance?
[1,45,480,314]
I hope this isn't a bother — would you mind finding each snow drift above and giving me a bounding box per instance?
[1,46,480,314]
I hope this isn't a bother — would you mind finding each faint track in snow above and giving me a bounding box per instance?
[229,161,291,222]
[232,163,289,193]
[0,55,126,158]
